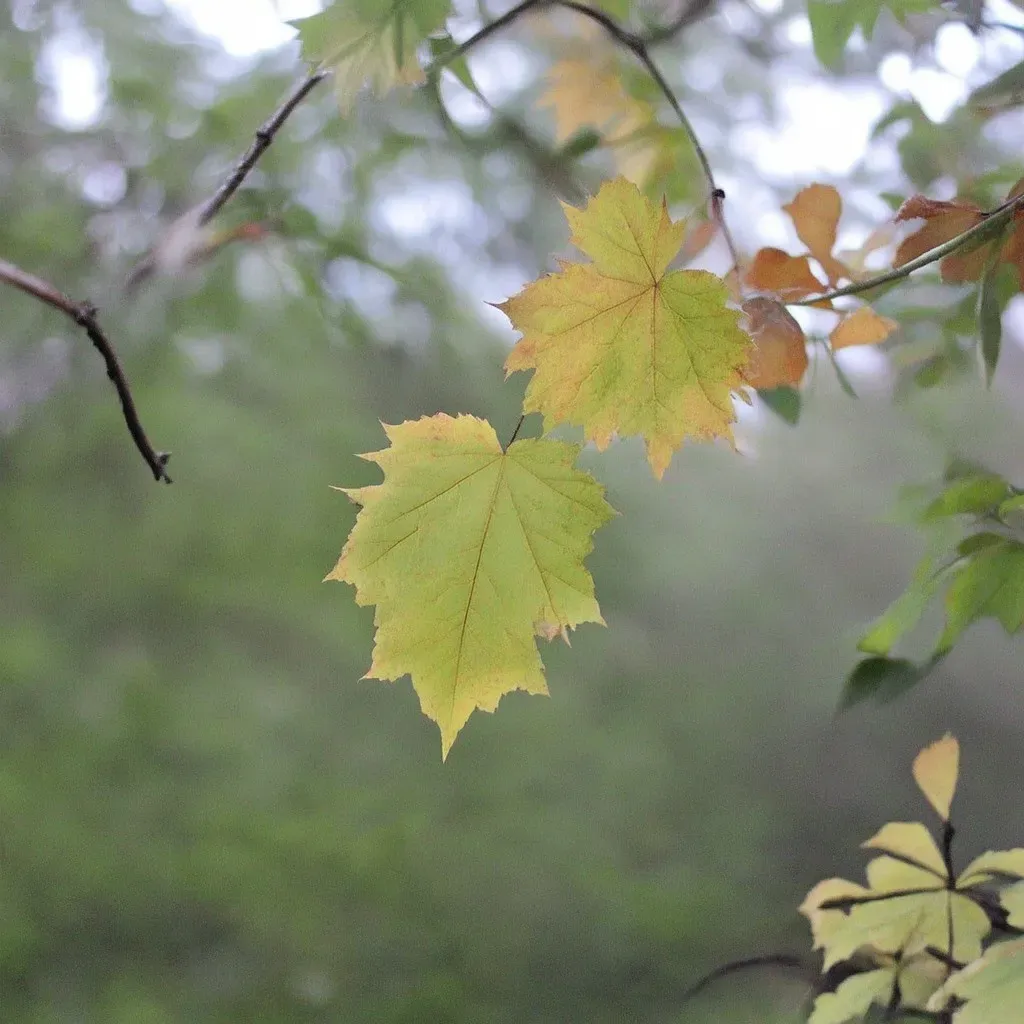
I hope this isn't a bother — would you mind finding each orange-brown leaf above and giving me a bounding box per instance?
[742,297,809,388]
[830,306,898,350]
[746,248,829,303]
[678,219,718,264]
[894,195,985,283]
[783,184,848,284]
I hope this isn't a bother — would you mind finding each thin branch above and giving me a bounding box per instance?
[196,70,330,229]
[791,192,1024,306]
[434,0,552,71]
[151,1,549,257]
[642,0,716,45]
[0,258,171,482]
[680,954,809,1004]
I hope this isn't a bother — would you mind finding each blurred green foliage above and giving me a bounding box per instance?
[2,1,1024,1022]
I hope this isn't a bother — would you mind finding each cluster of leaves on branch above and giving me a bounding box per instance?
[801,736,1024,1023]
[845,463,1024,705]
[280,0,1024,758]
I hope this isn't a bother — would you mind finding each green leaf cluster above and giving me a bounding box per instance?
[845,467,1024,704]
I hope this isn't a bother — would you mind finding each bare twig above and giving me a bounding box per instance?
[641,0,716,46]
[196,70,330,229]
[0,258,171,482]
[680,953,809,1003]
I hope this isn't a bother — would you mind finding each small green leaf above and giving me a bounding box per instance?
[840,656,930,709]
[938,539,1024,653]
[757,386,802,425]
[807,0,860,67]
[998,494,1024,524]
[923,474,1011,520]
[857,557,947,655]
[977,242,1005,387]
[971,56,1024,108]
[958,532,1009,557]
[926,938,1024,1022]
[558,127,604,161]
[427,32,480,95]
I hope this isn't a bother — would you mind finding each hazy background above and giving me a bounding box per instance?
[2,0,1024,1020]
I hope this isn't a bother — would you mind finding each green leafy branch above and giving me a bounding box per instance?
[844,470,1024,708]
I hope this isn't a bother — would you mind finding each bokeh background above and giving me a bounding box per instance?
[2,0,1024,1020]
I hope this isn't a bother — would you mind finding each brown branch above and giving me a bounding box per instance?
[196,70,330,229]
[0,258,171,482]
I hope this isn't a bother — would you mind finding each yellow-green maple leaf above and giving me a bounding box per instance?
[292,0,451,110]
[325,414,615,758]
[500,177,752,479]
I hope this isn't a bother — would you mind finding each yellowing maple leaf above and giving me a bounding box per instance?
[500,177,752,479]
[540,57,665,186]
[542,57,649,146]
[325,414,615,758]
[293,0,451,109]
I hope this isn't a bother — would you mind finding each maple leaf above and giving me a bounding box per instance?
[292,0,451,110]
[325,414,615,758]
[741,297,808,388]
[746,184,850,301]
[500,177,752,479]
[542,57,649,147]
[540,55,669,187]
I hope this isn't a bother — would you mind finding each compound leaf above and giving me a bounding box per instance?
[325,414,615,758]
[500,177,752,479]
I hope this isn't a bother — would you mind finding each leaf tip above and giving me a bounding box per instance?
[913,733,959,821]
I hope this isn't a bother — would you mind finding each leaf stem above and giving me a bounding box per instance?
[0,258,171,482]
[505,414,526,448]
[790,192,1024,306]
